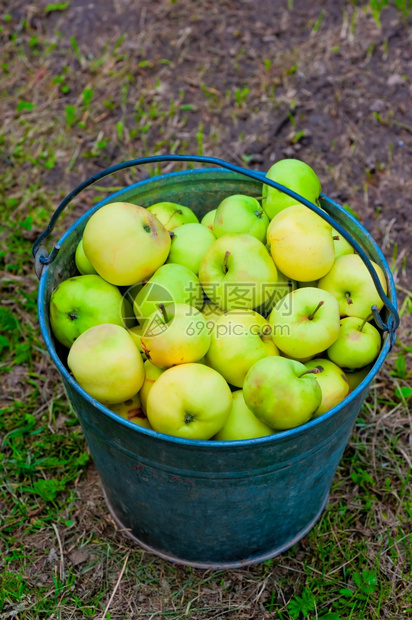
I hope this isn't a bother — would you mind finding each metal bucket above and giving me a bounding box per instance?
[34,156,399,568]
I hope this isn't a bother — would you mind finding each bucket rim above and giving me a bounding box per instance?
[38,167,397,449]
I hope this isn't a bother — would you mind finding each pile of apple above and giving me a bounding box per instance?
[49,159,388,441]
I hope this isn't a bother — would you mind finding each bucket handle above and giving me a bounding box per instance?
[32,154,399,341]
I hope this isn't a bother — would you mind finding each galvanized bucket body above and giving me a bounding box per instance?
[37,167,397,568]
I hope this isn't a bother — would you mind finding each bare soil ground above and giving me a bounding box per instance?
[1,1,411,619]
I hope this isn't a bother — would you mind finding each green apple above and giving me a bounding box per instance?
[205,310,279,387]
[139,359,165,413]
[167,223,216,275]
[332,228,354,258]
[199,234,278,311]
[262,159,321,220]
[75,239,97,275]
[140,303,211,368]
[327,316,381,369]
[243,356,322,430]
[213,194,269,243]
[147,202,199,230]
[133,263,204,322]
[201,209,216,232]
[83,202,171,286]
[50,274,130,349]
[269,287,340,359]
[345,365,372,392]
[318,254,388,320]
[109,393,152,429]
[305,358,349,417]
[68,324,144,404]
[214,390,274,440]
[147,363,232,439]
[268,205,335,281]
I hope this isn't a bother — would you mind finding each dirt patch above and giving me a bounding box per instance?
[11,0,411,288]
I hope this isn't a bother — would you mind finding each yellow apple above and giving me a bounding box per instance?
[147,363,232,439]
[68,324,144,404]
[83,202,171,286]
[268,205,335,281]
[305,358,349,417]
[140,303,211,368]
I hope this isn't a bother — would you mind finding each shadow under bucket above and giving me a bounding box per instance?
[34,156,399,568]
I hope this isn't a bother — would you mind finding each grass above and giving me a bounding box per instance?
[1,0,411,618]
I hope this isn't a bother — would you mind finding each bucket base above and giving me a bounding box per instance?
[102,486,330,569]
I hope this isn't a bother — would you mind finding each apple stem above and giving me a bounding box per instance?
[141,341,151,360]
[345,292,353,305]
[333,235,340,240]
[223,251,231,274]
[158,303,169,323]
[258,325,272,341]
[299,366,324,378]
[358,314,372,332]
[308,301,324,320]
